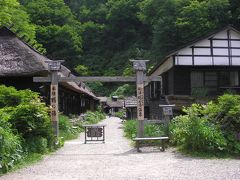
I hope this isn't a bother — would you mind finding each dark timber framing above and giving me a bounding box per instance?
[34,60,161,138]
[227,29,232,66]
[145,25,240,120]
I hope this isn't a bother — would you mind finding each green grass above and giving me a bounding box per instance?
[0,153,43,176]
[58,111,106,141]
[123,120,166,139]
[0,112,106,176]
[178,147,240,159]
[59,128,82,141]
[123,119,166,146]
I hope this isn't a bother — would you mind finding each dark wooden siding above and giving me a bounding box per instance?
[0,76,97,115]
[173,67,191,95]
[172,66,240,95]
[168,69,174,95]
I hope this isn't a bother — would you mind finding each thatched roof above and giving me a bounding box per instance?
[0,27,49,76]
[59,70,97,99]
[125,96,137,107]
[106,98,124,108]
[98,97,108,102]
[0,27,97,99]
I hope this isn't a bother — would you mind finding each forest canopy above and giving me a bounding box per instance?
[1,0,240,95]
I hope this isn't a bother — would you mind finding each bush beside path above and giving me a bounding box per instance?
[1,117,240,180]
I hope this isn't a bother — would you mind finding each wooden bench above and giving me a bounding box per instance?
[133,137,169,152]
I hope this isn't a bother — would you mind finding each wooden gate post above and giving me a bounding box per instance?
[50,71,59,137]
[131,60,149,138]
[33,60,160,138]
[47,60,63,137]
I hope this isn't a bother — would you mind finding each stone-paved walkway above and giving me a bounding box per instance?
[1,117,240,180]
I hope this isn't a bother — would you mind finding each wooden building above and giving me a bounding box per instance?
[124,96,137,119]
[105,96,124,116]
[146,25,240,119]
[0,27,98,115]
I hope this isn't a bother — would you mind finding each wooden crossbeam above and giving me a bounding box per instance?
[33,76,161,83]
[60,76,136,82]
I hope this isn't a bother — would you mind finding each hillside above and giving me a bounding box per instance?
[1,0,240,95]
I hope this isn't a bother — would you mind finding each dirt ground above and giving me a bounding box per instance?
[1,117,240,180]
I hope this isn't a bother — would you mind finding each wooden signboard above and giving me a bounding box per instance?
[87,127,103,137]
[162,107,173,116]
[50,85,58,122]
[137,84,144,120]
[83,124,106,143]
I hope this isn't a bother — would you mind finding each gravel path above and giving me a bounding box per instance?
[1,117,240,180]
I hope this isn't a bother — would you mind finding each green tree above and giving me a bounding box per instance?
[36,25,82,67]
[111,84,135,98]
[21,0,76,26]
[140,0,231,61]
[74,65,90,76]
[21,0,83,67]
[0,0,36,41]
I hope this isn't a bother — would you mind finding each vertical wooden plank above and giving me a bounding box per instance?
[131,60,149,138]
[136,71,145,138]
[136,71,144,121]
[50,71,59,137]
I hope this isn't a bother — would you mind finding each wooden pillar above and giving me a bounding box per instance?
[131,60,149,138]
[50,71,59,137]
[136,70,144,137]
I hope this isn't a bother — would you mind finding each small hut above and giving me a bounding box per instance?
[106,96,124,116]
[124,96,137,119]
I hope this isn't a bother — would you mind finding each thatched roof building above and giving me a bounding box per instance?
[0,27,49,76]
[0,26,98,114]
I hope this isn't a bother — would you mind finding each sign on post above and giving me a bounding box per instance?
[50,84,59,137]
[162,107,173,116]
[131,60,149,138]
[83,124,106,144]
[137,84,144,120]
[159,104,175,124]
[51,85,58,121]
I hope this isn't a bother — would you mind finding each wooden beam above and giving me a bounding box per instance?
[59,76,136,82]
[33,76,51,82]
[34,76,162,83]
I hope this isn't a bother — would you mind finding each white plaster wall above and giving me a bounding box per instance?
[194,57,212,65]
[194,48,211,55]
[177,56,192,65]
[232,57,240,65]
[213,48,228,55]
[213,57,229,65]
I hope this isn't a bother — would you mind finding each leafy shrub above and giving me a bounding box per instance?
[0,86,53,146]
[110,84,135,98]
[84,111,106,124]
[170,94,240,155]
[0,85,39,108]
[0,86,21,108]
[25,136,48,154]
[59,115,78,141]
[8,102,54,151]
[169,115,226,153]
[123,120,136,139]
[123,120,165,139]
[9,103,52,137]
[205,94,240,153]
[0,120,23,173]
[115,109,126,119]
[58,111,106,141]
